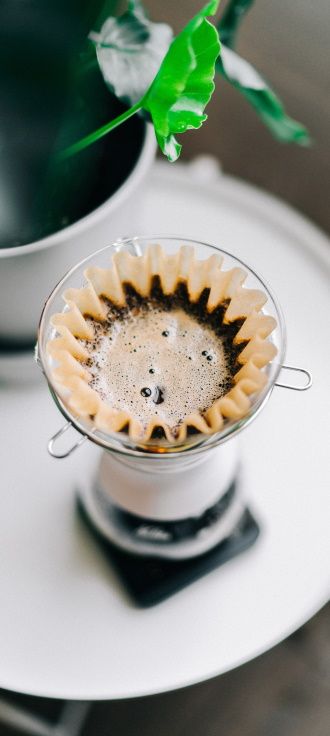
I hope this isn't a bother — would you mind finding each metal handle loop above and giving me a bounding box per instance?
[48,422,87,459]
[275,364,313,391]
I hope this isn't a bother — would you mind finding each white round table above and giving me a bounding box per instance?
[0,159,329,700]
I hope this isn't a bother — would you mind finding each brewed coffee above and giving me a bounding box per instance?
[81,279,245,438]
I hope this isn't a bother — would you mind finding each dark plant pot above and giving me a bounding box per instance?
[0,69,156,346]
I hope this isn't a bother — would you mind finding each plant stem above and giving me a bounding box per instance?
[57,99,143,160]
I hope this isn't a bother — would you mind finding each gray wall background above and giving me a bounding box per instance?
[150,0,329,234]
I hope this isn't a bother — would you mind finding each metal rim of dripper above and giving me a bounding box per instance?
[45,364,312,459]
[36,235,312,459]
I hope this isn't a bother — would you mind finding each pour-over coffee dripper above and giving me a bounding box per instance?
[37,236,312,561]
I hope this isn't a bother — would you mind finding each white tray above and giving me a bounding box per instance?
[0,159,329,700]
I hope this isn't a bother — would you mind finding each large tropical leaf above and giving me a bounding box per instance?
[59,0,221,161]
[218,44,310,145]
[90,0,173,105]
[142,0,221,161]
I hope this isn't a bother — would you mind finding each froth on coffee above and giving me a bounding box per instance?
[82,282,241,438]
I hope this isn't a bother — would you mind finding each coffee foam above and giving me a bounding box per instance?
[83,303,232,433]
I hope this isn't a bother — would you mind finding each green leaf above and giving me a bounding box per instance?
[218,0,254,49]
[58,1,221,161]
[142,0,221,162]
[90,1,173,105]
[217,46,310,145]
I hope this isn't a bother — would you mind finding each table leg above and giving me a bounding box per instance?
[0,696,90,736]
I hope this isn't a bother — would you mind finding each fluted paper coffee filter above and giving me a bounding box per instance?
[45,243,278,447]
